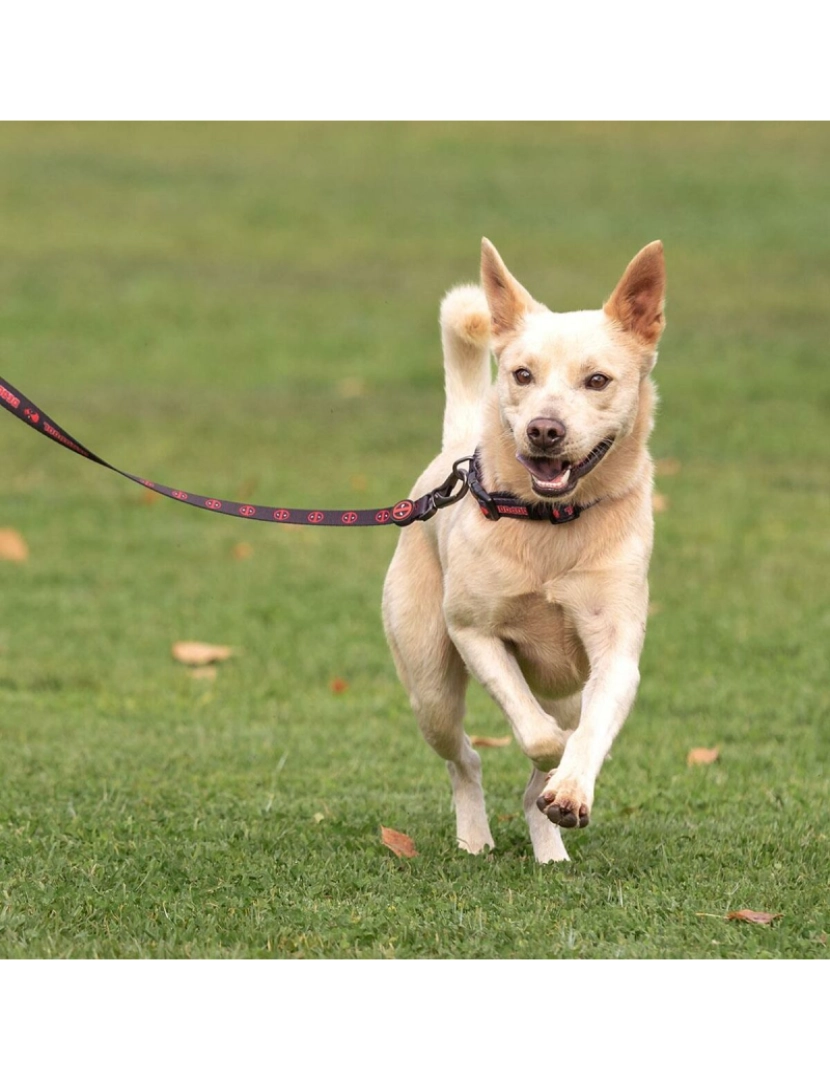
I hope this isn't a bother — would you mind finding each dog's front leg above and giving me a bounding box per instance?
[536,580,647,829]
[447,625,571,769]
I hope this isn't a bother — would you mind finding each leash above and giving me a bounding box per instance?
[0,374,471,527]
[0,374,588,527]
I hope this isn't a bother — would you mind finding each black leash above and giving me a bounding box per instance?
[0,374,588,527]
[0,374,471,527]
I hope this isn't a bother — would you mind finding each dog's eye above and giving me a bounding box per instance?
[585,373,610,390]
[513,368,533,386]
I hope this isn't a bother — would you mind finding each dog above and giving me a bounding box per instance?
[382,238,665,862]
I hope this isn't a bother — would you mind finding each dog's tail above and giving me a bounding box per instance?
[440,285,492,451]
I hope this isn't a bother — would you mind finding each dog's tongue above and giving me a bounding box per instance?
[517,454,570,485]
[516,455,573,494]
[526,457,567,482]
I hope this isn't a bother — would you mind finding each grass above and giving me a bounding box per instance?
[0,122,827,958]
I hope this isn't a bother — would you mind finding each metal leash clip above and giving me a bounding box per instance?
[416,456,473,522]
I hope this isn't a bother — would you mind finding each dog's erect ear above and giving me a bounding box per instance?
[604,241,666,347]
[481,238,537,339]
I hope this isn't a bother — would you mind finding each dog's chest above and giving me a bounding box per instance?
[475,585,590,698]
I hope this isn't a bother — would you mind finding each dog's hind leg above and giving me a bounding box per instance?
[521,695,581,862]
[524,767,569,862]
[383,533,495,855]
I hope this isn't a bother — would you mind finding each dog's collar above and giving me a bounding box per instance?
[467,450,596,524]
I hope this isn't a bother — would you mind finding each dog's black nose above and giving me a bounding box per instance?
[526,417,566,450]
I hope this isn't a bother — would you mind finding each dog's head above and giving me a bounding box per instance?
[480,239,665,502]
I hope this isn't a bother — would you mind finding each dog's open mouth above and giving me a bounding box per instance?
[516,437,614,499]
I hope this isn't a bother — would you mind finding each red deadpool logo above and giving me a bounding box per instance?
[392,500,414,521]
[273,509,291,522]
[24,409,40,424]
[172,490,188,500]
[239,505,256,517]
[205,499,222,510]
[341,512,358,525]
[141,479,155,488]
[307,511,325,524]
[375,510,391,524]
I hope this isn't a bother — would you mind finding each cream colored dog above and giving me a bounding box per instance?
[382,238,665,862]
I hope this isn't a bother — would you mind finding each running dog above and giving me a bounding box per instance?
[382,239,665,861]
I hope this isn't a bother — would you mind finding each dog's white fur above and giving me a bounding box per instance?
[383,239,665,862]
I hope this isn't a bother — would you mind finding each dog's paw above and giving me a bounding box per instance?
[457,834,495,856]
[536,776,591,829]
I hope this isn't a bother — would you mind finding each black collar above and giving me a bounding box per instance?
[467,450,593,524]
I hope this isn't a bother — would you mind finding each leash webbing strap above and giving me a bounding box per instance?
[0,374,467,528]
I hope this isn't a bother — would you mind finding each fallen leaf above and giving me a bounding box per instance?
[470,735,512,748]
[330,677,349,694]
[652,491,669,513]
[232,542,253,560]
[188,667,217,681]
[687,746,720,766]
[655,458,682,477]
[313,812,325,824]
[171,641,234,666]
[727,909,782,925]
[380,826,418,858]
[141,488,161,505]
[0,529,29,562]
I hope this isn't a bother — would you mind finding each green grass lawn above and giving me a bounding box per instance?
[0,122,827,958]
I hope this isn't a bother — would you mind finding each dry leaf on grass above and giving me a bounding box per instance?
[0,529,29,562]
[171,641,234,666]
[727,909,782,925]
[652,491,669,513]
[380,826,418,858]
[330,678,349,694]
[470,735,512,748]
[232,542,253,560]
[141,488,161,505]
[655,458,682,477]
[687,746,720,766]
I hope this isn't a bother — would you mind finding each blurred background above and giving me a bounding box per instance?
[0,123,827,958]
